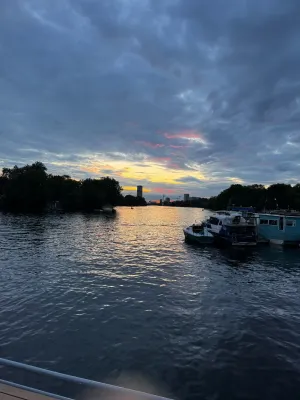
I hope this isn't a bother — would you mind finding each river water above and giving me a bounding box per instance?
[1,207,300,400]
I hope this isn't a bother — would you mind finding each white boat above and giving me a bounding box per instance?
[183,223,214,244]
[101,204,116,214]
[204,211,239,235]
[102,205,113,213]
[205,211,257,246]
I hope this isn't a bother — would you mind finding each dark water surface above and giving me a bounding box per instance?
[1,207,300,400]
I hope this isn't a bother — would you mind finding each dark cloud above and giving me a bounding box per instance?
[101,169,115,175]
[1,0,300,196]
[176,176,204,184]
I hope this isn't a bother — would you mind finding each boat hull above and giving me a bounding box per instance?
[269,238,300,247]
[183,228,214,245]
[211,232,257,247]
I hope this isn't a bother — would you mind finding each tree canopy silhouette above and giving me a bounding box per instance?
[1,161,298,213]
[1,162,48,211]
[207,183,299,211]
[121,194,147,206]
[0,162,146,212]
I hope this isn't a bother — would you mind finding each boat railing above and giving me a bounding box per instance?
[0,358,172,400]
[224,219,256,226]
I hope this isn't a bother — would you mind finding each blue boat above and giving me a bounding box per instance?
[258,212,300,246]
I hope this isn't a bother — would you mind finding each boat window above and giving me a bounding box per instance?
[260,219,269,225]
[269,220,278,226]
[192,225,204,233]
[286,220,296,227]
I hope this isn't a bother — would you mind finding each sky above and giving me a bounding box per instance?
[1,0,300,200]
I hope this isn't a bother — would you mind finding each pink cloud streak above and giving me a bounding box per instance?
[164,129,204,140]
[169,144,189,149]
[137,141,165,148]
[168,163,181,169]
[149,156,171,163]
[153,187,177,194]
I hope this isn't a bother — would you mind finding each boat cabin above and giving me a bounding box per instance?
[258,213,300,245]
[205,212,257,245]
[192,223,205,233]
[206,215,225,234]
[206,212,255,233]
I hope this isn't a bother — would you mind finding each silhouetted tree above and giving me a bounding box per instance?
[266,183,293,210]
[2,162,48,211]
[98,177,123,206]
[122,195,147,206]
[0,162,123,212]
[206,182,300,211]
[47,174,81,211]
[80,177,122,211]
[293,184,300,210]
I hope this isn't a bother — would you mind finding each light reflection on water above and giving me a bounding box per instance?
[1,207,300,400]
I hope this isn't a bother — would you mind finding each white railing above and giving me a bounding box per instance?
[0,358,172,400]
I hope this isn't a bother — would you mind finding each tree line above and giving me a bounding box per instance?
[0,162,146,212]
[167,197,210,208]
[206,183,300,211]
[157,183,300,211]
[1,162,298,213]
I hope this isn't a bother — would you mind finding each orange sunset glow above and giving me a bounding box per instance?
[47,148,243,200]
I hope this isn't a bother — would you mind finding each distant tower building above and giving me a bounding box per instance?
[184,193,190,202]
[137,185,143,198]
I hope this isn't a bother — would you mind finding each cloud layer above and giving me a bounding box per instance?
[1,0,300,198]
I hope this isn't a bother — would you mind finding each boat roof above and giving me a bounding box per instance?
[212,211,241,219]
[229,206,255,212]
[209,213,255,226]
[259,212,300,218]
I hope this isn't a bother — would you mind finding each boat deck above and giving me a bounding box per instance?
[0,383,55,400]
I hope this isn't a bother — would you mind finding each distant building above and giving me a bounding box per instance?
[165,197,171,204]
[184,193,190,202]
[137,185,143,198]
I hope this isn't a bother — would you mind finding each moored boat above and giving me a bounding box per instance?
[102,204,116,214]
[258,212,300,246]
[183,223,214,244]
[206,212,257,246]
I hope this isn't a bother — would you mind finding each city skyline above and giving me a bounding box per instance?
[1,1,300,198]
[124,186,204,202]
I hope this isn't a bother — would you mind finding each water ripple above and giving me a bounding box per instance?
[1,207,300,400]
